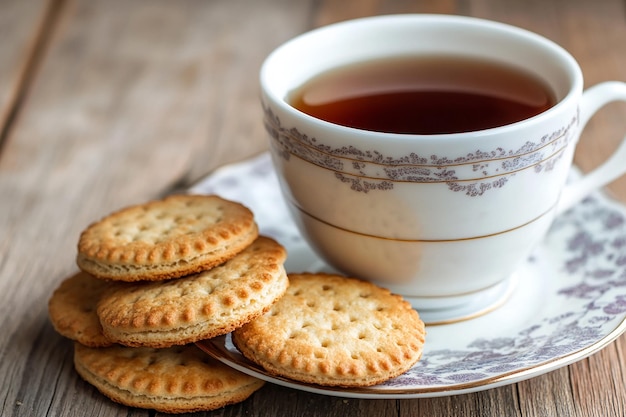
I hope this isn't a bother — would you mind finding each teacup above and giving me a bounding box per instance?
[260,14,626,322]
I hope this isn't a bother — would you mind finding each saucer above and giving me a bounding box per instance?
[191,153,626,398]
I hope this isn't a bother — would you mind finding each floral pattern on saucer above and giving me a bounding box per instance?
[395,196,626,388]
[191,153,626,397]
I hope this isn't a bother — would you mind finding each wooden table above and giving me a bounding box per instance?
[2,0,625,416]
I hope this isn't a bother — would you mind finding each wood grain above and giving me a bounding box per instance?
[0,0,625,416]
[0,0,52,150]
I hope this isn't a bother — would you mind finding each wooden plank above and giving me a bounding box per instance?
[0,1,312,416]
[569,335,626,416]
[0,0,52,148]
[516,368,577,416]
[398,386,523,416]
[312,0,458,27]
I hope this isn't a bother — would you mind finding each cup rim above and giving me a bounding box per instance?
[260,14,583,141]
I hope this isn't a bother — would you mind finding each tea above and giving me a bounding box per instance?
[289,55,556,134]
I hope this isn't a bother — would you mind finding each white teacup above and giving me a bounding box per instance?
[260,14,626,322]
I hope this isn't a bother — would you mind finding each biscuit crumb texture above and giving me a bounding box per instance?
[97,237,288,348]
[76,195,258,281]
[232,273,425,387]
[73,343,264,413]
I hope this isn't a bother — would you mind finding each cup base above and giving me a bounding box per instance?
[405,275,518,325]
[285,242,518,326]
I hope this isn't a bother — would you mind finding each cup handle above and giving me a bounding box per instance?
[556,81,626,215]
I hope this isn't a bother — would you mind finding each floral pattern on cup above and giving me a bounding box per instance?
[265,106,579,196]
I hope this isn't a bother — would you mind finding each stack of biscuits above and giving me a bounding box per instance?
[48,194,426,414]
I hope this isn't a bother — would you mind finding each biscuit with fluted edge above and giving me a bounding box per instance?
[76,194,258,282]
[97,236,288,348]
[48,271,113,347]
[73,342,264,413]
[232,273,425,387]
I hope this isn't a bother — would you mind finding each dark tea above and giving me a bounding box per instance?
[289,55,556,134]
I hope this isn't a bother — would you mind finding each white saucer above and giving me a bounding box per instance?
[191,153,626,399]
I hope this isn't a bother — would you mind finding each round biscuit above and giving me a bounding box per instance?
[76,194,258,282]
[232,273,426,387]
[48,271,113,347]
[96,236,288,348]
[73,343,264,413]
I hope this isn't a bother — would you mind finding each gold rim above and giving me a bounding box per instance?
[290,197,556,243]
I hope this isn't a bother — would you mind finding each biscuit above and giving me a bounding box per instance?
[76,194,258,282]
[73,342,264,413]
[97,236,288,348]
[232,273,425,387]
[48,271,113,347]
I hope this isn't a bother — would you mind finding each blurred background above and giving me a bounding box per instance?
[3,0,625,200]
